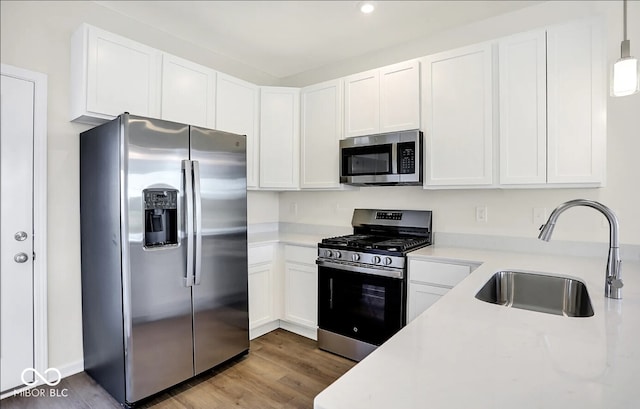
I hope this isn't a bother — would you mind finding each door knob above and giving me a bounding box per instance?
[14,252,29,263]
[14,231,28,241]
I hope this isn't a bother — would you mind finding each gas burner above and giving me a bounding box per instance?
[372,237,432,252]
[321,234,376,247]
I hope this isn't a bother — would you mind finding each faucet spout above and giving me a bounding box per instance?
[537,199,623,299]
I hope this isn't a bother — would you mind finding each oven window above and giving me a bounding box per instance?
[318,267,404,346]
[342,144,392,176]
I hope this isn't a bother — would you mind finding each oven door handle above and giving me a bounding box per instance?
[329,278,333,310]
[316,259,404,279]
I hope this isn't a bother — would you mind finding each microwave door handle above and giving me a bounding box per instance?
[182,160,194,287]
[391,142,398,174]
[192,160,202,286]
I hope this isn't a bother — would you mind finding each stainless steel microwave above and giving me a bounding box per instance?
[340,130,422,186]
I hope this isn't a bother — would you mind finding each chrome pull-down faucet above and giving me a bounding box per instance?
[538,199,623,299]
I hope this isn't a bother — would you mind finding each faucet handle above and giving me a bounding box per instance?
[608,277,624,289]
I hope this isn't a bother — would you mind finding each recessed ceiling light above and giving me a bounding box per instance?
[359,2,375,14]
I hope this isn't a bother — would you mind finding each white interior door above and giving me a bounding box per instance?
[1,73,35,391]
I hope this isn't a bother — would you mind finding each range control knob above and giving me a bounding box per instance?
[352,253,360,262]
[384,257,393,266]
[334,251,342,259]
[372,256,381,264]
[325,250,333,258]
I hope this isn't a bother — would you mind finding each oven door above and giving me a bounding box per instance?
[318,264,405,346]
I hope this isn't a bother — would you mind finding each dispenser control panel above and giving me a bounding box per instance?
[143,189,178,248]
[144,190,177,210]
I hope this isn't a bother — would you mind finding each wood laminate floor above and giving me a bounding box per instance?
[1,329,355,409]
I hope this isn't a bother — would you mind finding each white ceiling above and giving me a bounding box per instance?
[94,1,543,79]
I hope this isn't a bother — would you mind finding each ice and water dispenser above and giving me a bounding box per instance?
[143,189,178,248]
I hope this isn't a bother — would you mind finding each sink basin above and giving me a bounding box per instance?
[475,271,594,317]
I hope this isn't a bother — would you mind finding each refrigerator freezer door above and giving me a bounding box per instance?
[190,126,249,374]
[124,116,194,403]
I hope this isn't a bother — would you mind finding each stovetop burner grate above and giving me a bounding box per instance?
[321,234,431,253]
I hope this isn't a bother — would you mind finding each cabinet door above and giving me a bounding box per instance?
[161,53,215,128]
[380,60,420,133]
[344,69,379,137]
[85,25,161,119]
[407,283,449,323]
[499,30,547,185]
[300,79,343,189]
[259,87,300,189]
[408,260,472,287]
[422,43,494,187]
[248,262,273,329]
[216,74,260,189]
[547,20,605,184]
[284,262,317,328]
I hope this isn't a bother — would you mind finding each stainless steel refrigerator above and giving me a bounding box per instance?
[80,113,249,406]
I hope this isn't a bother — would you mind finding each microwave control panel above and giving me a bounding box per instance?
[397,142,415,174]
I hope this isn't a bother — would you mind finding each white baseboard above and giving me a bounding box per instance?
[250,320,318,341]
[249,321,280,340]
[55,359,84,380]
[279,321,318,341]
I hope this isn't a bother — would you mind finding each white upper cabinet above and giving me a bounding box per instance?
[216,73,260,189]
[300,79,343,189]
[71,24,161,124]
[161,53,216,128]
[344,69,379,137]
[344,60,420,138]
[499,20,605,187]
[546,19,605,185]
[422,43,494,187]
[379,60,421,133]
[259,87,301,190]
[499,30,547,185]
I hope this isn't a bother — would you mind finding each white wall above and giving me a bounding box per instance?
[0,1,279,372]
[280,0,640,246]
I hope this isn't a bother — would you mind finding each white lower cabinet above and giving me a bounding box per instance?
[407,259,476,323]
[282,245,318,339]
[248,243,277,339]
[408,284,450,322]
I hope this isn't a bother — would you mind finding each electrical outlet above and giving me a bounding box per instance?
[289,202,298,216]
[476,206,488,223]
[533,207,547,226]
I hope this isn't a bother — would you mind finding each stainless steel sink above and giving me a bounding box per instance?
[475,271,594,317]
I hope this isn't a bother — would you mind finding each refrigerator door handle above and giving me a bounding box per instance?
[192,160,202,285]
[182,159,195,287]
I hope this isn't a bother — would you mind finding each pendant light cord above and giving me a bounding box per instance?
[623,0,628,41]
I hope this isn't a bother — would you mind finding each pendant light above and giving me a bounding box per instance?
[612,0,639,96]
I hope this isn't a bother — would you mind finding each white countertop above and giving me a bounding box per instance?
[248,231,324,247]
[314,245,640,409]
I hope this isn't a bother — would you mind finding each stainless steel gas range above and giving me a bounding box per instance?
[316,209,433,361]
